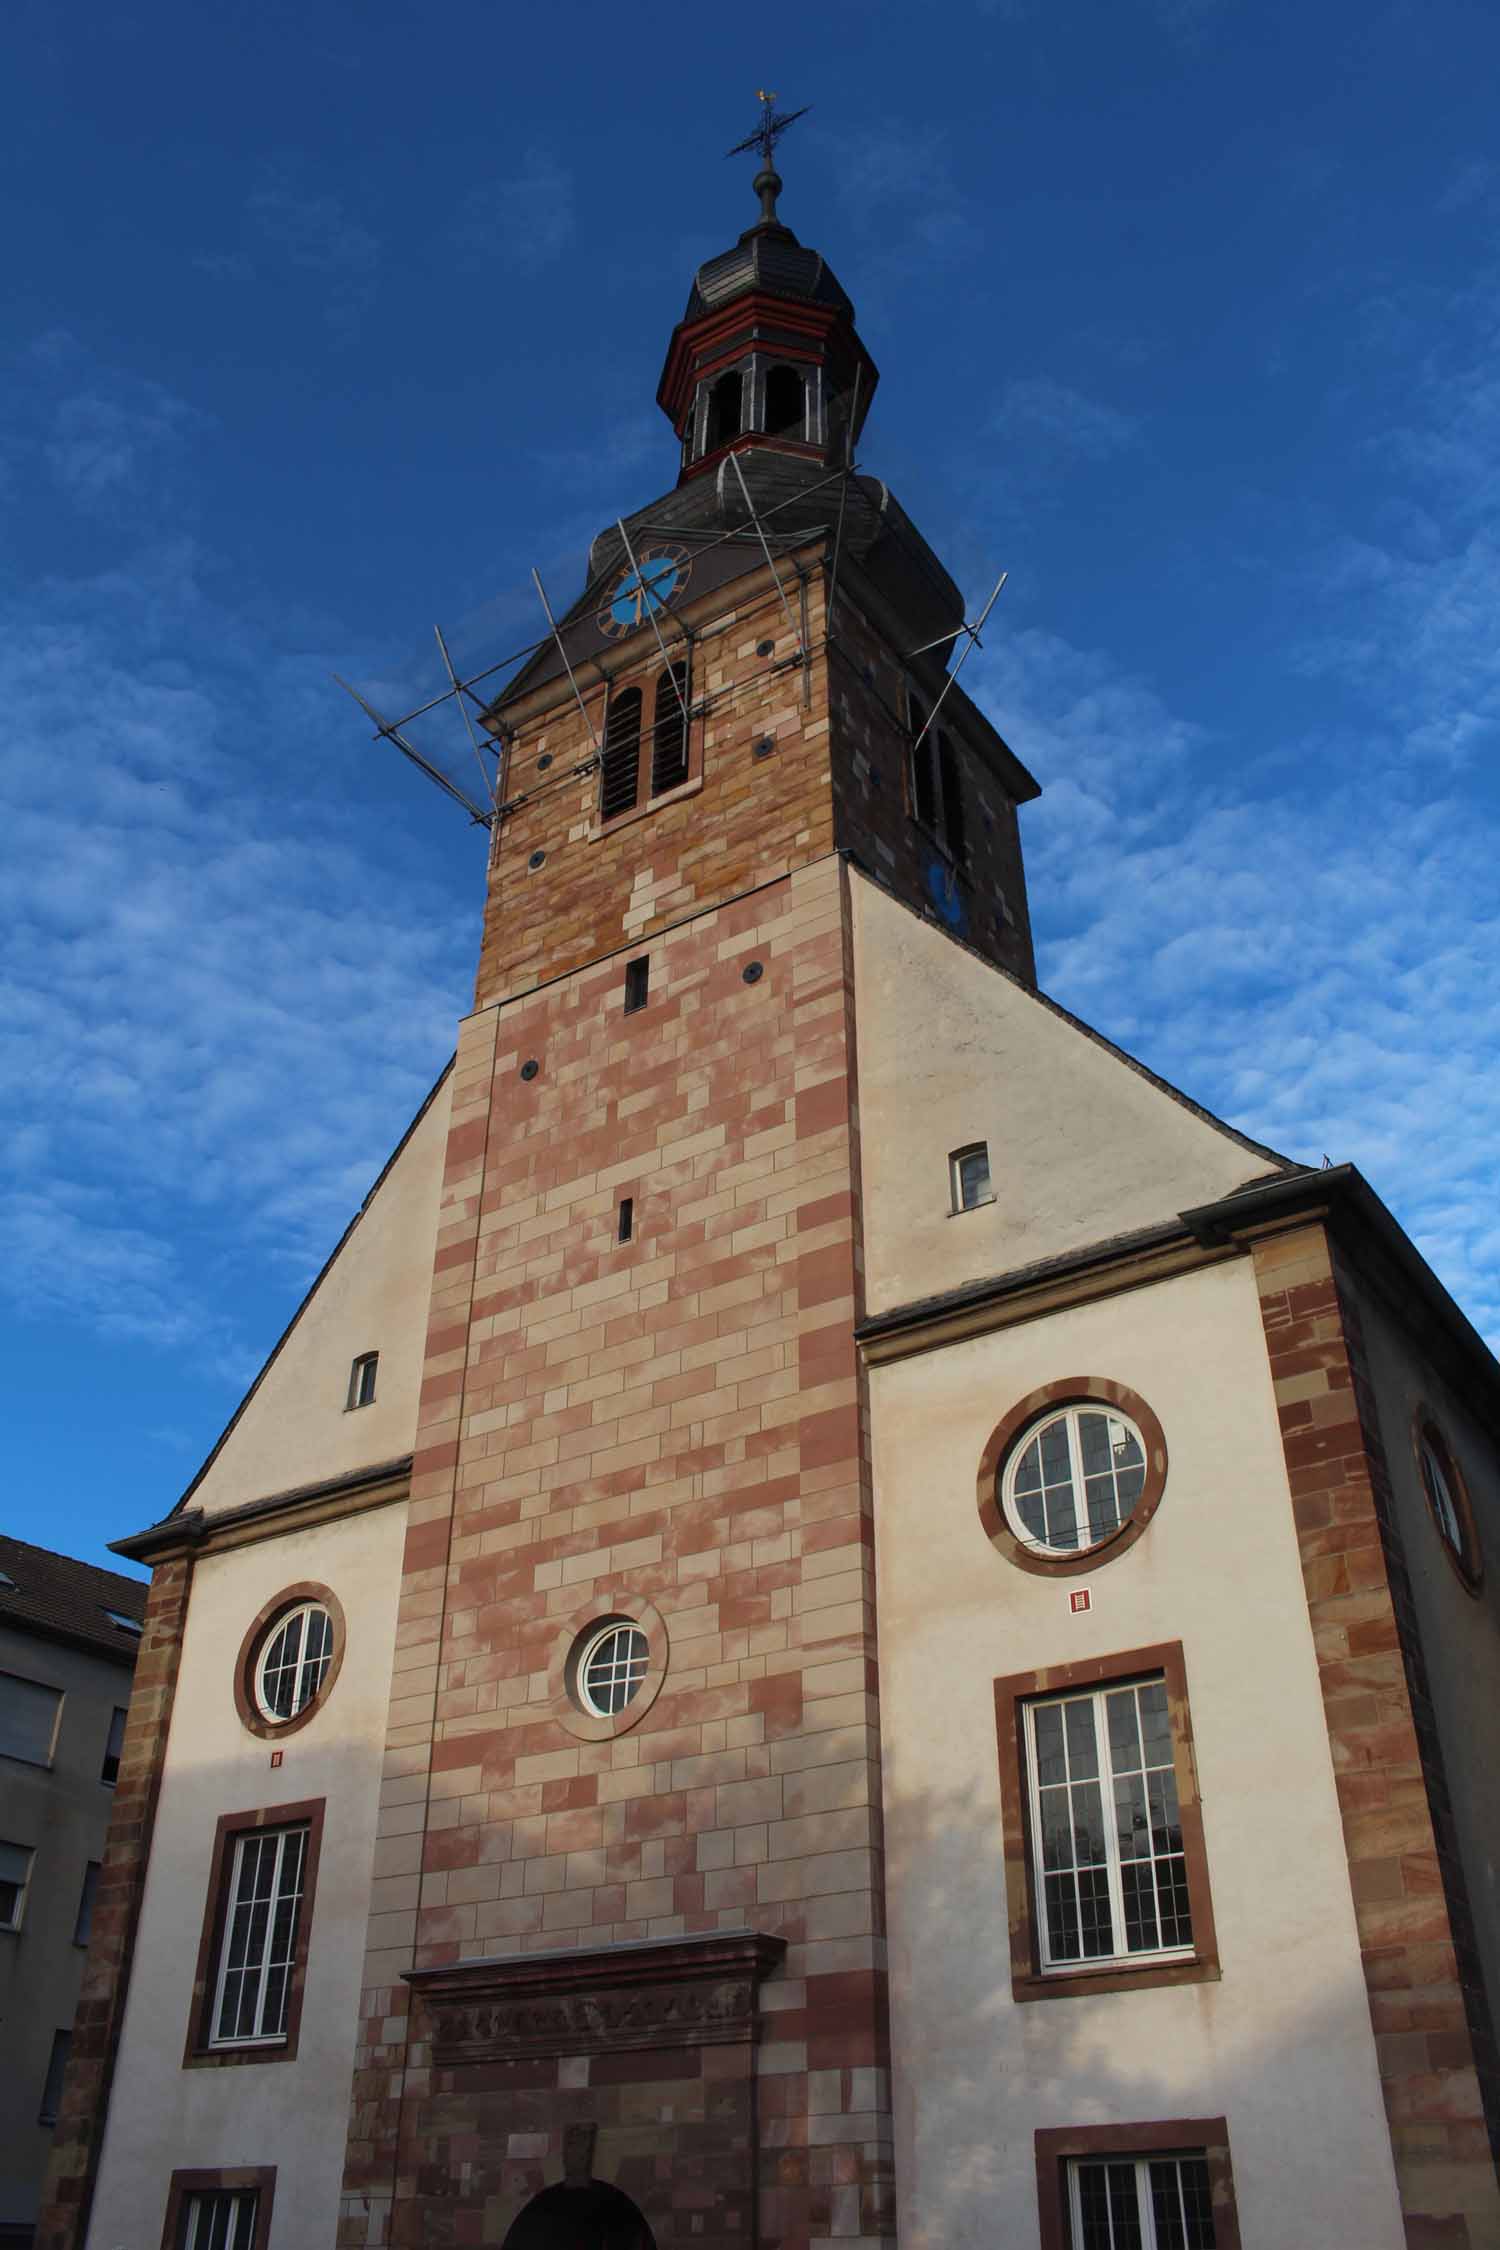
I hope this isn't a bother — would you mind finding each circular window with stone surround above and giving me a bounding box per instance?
[977,1378,1168,1576]
[1412,1409,1483,1594]
[549,1589,669,1744]
[234,1582,347,1739]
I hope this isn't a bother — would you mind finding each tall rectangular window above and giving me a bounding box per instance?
[38,2028,70,2124]
[623,956,649,1013]
[0,1839,34,1930]
[996,1643,1219,2003]
[74,1859,102,1946]
[0,1672,62,1767]
[347,1351,378,1409]
[210,1824,309,2046]
[101,1705,128,1786]
[950,1142,992,1212]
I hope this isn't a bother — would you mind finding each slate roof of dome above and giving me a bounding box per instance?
[684,221,853,322]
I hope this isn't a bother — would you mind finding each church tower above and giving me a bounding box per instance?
[43,101,1500,2250]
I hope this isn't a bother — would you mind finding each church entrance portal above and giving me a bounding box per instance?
[499,2179,656,2250]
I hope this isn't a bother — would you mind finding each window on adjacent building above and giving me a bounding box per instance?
[102,1607,143,1636]
[73,1859,101,1947]
[347,1351,378,1410]
[254,1603,334,1727]
[0,1840,34,1930]
[1003,1403,1149,1558]
[1067,2151,1219,2248]
[101,1705,127,1787]
[209,1822,311,2048]
[623,956,650,1014]
[996,1644,1219,2001]
[178,2191,262,2250]
[764,364,806,438]
[949,1141,992,1212]
[38,2028,70,2124]
[0,1672,62,1768]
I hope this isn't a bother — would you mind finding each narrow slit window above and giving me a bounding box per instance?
[765,364,806,438]
[0,1840,33,1930]
[101,1706,127,1787]
[908,690,938,830]
[937,731,967,863]
[73,1859,100,1947]
[650,664,690,795]
[600,685,643,820]
[347,1351,378,1410]
[623,957,649,1014]
[39,2029,70,2124]
[706,368,744,450]
[617,1197,634,1244]
[950,1142,992,1211]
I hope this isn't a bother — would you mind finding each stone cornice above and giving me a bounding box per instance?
[110,1456,412,1564]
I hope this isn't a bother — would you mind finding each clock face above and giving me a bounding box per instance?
[596,544,691,640]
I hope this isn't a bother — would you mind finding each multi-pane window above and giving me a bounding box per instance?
[347,1350,378,1409]
[1024,1678,1192,1971]
[0,1672,62,1766]
[1004,1405,1148,1557]
[254,1605,334,1726]
[1067,2153,1217,2249]
[101,1705,127,1786]
[0,1840,33,1929]
[950,1141,992,1212]
[210,1824,309,2045]
[577,1623,649,1718]
[38,2028,70,2124]
[178,2190,261,2250]
[599,665,693,822]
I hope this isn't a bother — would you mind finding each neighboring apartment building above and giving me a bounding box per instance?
[0,1538,146,2249]
[38,149,1500,2250]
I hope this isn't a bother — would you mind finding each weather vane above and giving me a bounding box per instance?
[726,90,810,171]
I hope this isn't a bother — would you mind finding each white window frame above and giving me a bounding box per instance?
[1066,2150,1216,2248]
[347,1350,378,1409]
[949,1141,993,1213]
[180,2188,261,2250]
[576,1622,649,1719]
[0,1839,34,1931]
[209,1824,309,2048]
[1002,1404,1149,1557]
[1023,1678,1195,1976]
[253,1603,334,1726]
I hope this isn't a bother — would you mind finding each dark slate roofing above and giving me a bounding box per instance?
[684,220,853,322]
[0,1533,148,1663]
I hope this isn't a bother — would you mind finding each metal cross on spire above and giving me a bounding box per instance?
[726,92,810,222]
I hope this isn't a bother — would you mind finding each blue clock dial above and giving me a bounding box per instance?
[597,545,691,639]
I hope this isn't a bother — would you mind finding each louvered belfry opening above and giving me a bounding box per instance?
[706,368,744,452]
[600,685,643,820]
[651,665,690,796]
[765,364,806,438]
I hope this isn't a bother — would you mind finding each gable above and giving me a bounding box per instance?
[850,869,1292,1318]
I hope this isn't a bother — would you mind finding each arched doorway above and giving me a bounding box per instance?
[500,2178,657,2250]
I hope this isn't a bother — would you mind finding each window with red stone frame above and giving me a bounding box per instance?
[160,2166,276,2250]
[1035,2120,1241,2250]
[994,1643,1220,2002]
[182,1800,323,2067]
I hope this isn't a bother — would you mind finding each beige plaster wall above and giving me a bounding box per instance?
[849,870,1278,1316]
[190,1073,450,1518]
[84,1501,407,2250]
[1343,1269,1500,2048]
[868,1256,1405,2249]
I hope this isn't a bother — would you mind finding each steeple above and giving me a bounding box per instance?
[657,95,878,481]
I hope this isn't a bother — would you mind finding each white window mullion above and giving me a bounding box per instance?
[1064,1412,1090,1553]
[1097,1701,1128,1967]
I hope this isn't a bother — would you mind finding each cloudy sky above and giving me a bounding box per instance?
[6,0,1499,1568]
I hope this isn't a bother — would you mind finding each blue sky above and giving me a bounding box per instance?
[7,0,1500,1572]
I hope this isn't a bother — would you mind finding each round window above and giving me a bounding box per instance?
[255,1601,335,1724]
[576,1621,649,1718]
[1003,1404,1148,1557]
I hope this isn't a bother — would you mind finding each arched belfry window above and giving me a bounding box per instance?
[651,664,690,795]
[706,369,744,452]
[765,365,806,439]
[600,686,643,820]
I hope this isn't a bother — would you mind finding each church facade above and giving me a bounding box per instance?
[38,144,1500,2250]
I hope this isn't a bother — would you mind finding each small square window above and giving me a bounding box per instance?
[0,1839,34,1931]
[101,1706,127,1787]
[74,1859,101,1947]
[38,2027,70,2124]
[347,1352,378,1410]
[950,1142,992,1212]
[623,956,649,1013]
